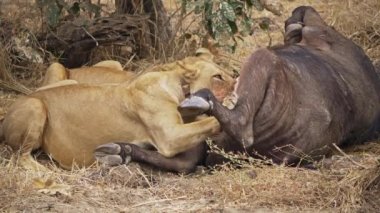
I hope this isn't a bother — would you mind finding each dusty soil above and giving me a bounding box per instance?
[0,0,379,212]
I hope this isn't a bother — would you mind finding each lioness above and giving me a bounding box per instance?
[41,60,135,86]
[41,49,221,87]
[1,52,235,171]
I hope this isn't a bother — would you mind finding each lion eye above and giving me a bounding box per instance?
[213,74,223,81]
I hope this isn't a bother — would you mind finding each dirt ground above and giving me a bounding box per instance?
[0,0,379,212]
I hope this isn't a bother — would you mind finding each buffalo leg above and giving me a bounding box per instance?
[95,142,207,174]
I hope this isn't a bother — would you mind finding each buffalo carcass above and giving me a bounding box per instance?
[182,6,380,165]
[95,6,380,172]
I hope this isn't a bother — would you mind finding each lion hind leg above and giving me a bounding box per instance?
[4,98,48,171]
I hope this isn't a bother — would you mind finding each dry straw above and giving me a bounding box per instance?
[0,45,32,94]
[327,0,380,60]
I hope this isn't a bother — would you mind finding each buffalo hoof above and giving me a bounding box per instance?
[178,96,211,116]
[94,143,132,167]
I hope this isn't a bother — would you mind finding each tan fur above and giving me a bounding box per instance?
[42,60,136,86]
[2,54,235,170]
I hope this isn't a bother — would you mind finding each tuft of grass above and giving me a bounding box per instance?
[326,0,380,60]
[0,44,32,94]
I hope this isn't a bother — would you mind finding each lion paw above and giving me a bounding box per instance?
[18,155,50,172]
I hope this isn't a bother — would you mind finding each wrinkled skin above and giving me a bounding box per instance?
[1,51,235,173]
[186,6,380,165]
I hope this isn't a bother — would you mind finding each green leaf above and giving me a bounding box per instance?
[231,38,237,53]
[245,0,253,7]
[35,0,49,8]
[219,21,232,35]
[181,0,261,52]
[240,15,253,36]
[194,4,204,14]
[56,0,69,9]
[46,1,62,28]
[259,18,271,31]
[80,1,101,17]
[181,0,187,14]
[204,1,214,20]
[193,0,204,14]
[206,20,214,39]
[249,0,264,11]
[228,1,244,15]
[220,2,236,21]
[227,20,238,34]
[69,2,80,16]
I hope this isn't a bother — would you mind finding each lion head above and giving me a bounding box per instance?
[176,48,236,102]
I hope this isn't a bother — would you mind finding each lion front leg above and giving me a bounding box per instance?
[3,97,49,171]
[147,115,220,158]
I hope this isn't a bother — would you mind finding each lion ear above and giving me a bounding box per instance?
[156,61,177,71]
[176,61,200,83]
[195,48,214,61]
[93,60,123,71]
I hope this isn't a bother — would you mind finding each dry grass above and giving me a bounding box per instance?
[0,142,379,212]
[0,0,380,212]
[327,0,380,60]
[0,45,32,94]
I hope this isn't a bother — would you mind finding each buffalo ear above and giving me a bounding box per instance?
[176,61,200,83]
[195,48,214,61]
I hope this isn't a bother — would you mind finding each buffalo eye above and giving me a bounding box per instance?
[213,74,223,81]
